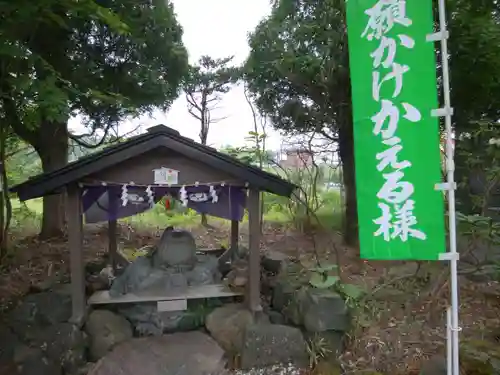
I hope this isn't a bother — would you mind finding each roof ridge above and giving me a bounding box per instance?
[11,125,297,200]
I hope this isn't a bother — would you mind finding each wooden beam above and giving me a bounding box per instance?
[66,184,86,325]
[108,219,118,271]
[88,284,242,305]
[247,188,262,314]
[230,220,239,259]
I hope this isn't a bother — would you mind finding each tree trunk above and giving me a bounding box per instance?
[0,162,5,258]
[200,115,210,227]
[338,123,358,247]
[200,213,209,227]
[35,122,69,239]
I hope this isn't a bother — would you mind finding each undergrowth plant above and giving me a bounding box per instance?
[306,261,370,327]
[456,123,500,274]
[306,334,332,368]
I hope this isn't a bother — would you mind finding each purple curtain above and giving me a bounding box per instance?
[81,184,246,223]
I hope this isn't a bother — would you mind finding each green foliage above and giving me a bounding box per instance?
[177,299,224,331]
[456,121,500,214]
[0,0,190,236]
[5,139,41,186]
[245,0,500,145]
[282,165,343,232]
[184,56,240,97]
[460,339,500,375]
[8,200,41,234]
[303,261,365,305]
[245,0,348,137]
[184,55,240,144]
[309,273,339,289]
[220,143,275,167]
[262,188,342,232]
[306,334,332,369]
[337,282,366,302]
[245,0,500,244]
[456,212,500,243]
[1,0,189,146]
[448,1,500,132]
[456,211,500,274]
[308,263,340,289]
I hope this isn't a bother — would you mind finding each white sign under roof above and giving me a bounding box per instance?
[153,167,179,185]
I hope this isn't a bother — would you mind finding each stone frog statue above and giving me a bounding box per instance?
[109,226,220,297]
[153,226,197,268]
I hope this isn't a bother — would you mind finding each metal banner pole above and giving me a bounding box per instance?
[438,0,461,372]
[428,0,461,373]
[447,307,452,375]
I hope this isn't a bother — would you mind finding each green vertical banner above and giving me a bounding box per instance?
[346,0,446,260]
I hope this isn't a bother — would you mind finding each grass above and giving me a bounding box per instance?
[8,190,343,234]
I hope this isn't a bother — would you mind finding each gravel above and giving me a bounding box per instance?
[220,363,307,375]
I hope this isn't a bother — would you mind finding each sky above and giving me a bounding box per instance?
[69,0,284,151]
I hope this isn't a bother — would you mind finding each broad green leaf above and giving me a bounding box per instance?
[309,264,338,272]
[309,273,339,289]
[339,283,365,301]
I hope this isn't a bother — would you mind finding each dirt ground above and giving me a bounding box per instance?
[1,222,499,375]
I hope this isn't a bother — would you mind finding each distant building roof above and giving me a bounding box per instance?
[285,148,312,155]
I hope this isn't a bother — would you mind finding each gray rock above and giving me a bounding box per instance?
[118,302,209,336]
[85,259,109,275]
[299,289,350,332]
[205,304,254,353]
[240,324,308,370]
[419,355,447,375]
[158,311,189,333]
[109,256,154,297]
[268,310,286,325]
[235,245,249,259]
[67,362,95,375]
[108,227,222,334]
[52,283,74,297]
[217,249,233,277]
[226,264,248,289]
[0,322,20,362]
[85,310,133,361]
[30,274,67,293]
[88,331,225,375]
[262,251,289,274]
[8,291,72,341]
[110,239,219,298]
[30,322,88,373]
[174,300,223,332]
[16,348,62,375]
[117,304,182,336]
[13,344,72,375]
[0,360,17,375]
[188,255,221,285]
[13,345,41,364]
[272,279,297,312]
[166,271,189,288]
[155,227,197,267]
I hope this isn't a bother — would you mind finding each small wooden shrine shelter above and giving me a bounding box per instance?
[11,125,296,323]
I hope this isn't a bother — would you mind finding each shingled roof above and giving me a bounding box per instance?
[11,124,297,201]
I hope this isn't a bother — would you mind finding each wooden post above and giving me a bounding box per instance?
[230,220,239,259]
[247,188,262,314]
[66,185,86,325]
[108,219,118,271]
